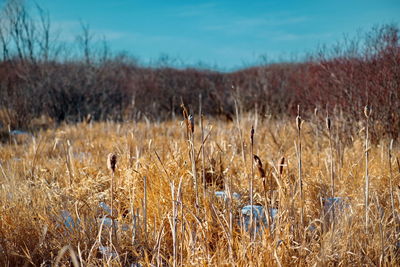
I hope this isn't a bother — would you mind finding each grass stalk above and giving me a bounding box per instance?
[235,99,246,165]
[326,115,335,223]
[250,126,255,240]
[296,107,304,228]
[254,155,271,229]
[364,105,371,233]
[107,153,117,247]
[189,115,199,209]
[144,175,148,236]
[200,113,206,202]
[388,139,395,222]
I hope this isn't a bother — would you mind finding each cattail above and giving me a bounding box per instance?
[279,156,285,176]
[326,115,331,131]
[85,113,92,124]
[296,115,302,131]
[188,114,194,134]
[254,155,266,178]
[251,126,255,143]
[107,153,117,173]
[364,105,371,118]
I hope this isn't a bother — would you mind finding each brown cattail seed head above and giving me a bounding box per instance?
[85,113,92,124]
[279,156,285,176]
[364,105,371,118]
[107,153,117,173]
[326,116,331,131]
[253,155,266,178]
[296,115,302,131]
[250,126,254,142]
[188,114,194,133]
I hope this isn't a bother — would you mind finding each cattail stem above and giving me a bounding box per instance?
[143,176,147,236]
[109,170,115,248]
[254,155,271,232]
[190,129,199,210]
[107,153,117,247]
[262,174,271,229]
[315,108,320,167]
[199,95,206,203]
[296,111,304,228]
[250,126,255,240]
[200,113,206,202]
[225,172,234,262]
[388,140,396,223]
[364,105,371,233]
[111,171,114,219]
[170,181,177,267]
[327,116,335,226]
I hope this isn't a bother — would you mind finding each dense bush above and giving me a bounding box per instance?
[0,1,399,139]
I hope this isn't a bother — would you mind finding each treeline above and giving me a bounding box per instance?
[0,1,399,139]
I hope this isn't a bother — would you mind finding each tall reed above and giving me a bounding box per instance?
[388,139,395,221]
[254,155,271,228]
[250,126,255,240]
[296,107,304,227]
[143,176,148,236]
[326,114,335,227]
[199,95,206,202]
[181,104,199,209]
[364,105,371,233]
[107,153,117,246]
[188,114,199,209]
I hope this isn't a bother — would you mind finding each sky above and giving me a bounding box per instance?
[7,0,400,70]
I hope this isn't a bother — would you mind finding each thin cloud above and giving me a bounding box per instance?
[202,14,309,35]
[269,32,333,41]
[176,3,217,17]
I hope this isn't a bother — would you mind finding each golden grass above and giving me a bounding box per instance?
[0,116,399,266]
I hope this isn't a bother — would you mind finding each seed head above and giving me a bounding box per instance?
[188,114,194,133]
[253,155,265,178]
[85,113,92,124]
[250,126,254,142]
[364,105,371,118]
[107,153,117,173]
[326,116,331,131]
[279,156,285,176]
[296,115,302,131]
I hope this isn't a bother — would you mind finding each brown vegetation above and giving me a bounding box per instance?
[0,0,399,141]
[0,116,399,265]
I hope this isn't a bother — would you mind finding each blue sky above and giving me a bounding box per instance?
[18,0,400,70]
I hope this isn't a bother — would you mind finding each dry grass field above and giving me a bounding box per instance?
[0,113,399,266]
